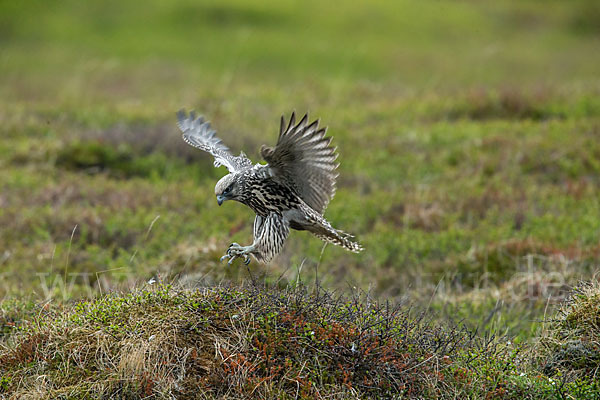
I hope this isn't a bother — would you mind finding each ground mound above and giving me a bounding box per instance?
[2,283,600,399]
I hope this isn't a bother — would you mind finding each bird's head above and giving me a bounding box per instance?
[215,173,240,206]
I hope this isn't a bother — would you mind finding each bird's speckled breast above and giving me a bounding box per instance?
[239,166,301,217]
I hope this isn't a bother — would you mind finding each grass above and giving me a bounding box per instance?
[1,0,599,398]
[537,281,600,380]
[1,283,599,399]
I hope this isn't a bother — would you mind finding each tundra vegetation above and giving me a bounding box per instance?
[1,0,599,398]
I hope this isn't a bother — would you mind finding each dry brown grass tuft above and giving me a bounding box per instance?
[537,280,600,381]
[0,284,508,399]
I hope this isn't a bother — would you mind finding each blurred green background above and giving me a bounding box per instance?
[1,0,599,335]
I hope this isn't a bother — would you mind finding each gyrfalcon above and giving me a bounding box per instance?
[177,110,363,265]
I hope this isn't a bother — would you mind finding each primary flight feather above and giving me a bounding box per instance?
[177,109,363,265]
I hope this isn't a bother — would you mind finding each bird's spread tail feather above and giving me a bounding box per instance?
[314,229,363,253]
[302,211,363,253]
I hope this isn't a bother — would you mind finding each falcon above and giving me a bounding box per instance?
[177,110,363,265]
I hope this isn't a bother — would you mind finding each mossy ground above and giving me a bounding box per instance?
[1,0,600,398]
[1,283,599,399]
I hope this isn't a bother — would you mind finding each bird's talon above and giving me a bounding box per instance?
[220,255,229,262]
[221,243,252,265]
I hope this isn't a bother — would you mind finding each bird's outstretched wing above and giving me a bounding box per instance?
[177,109,253,172]
[261,112,339,214]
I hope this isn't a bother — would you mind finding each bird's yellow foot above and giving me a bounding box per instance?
[220,243,252,265]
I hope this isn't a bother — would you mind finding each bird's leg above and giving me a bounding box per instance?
[220,242,256,265]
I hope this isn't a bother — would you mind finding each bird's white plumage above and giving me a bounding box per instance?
[177,110,252,173]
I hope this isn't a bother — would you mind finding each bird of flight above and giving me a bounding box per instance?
[177,110,363,265]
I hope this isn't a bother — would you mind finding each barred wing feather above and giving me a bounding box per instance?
[177,109,252,172]
[261,113,339,215]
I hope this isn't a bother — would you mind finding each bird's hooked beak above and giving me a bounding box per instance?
[216,194,226,206]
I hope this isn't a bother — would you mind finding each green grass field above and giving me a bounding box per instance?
[1,0,600,398]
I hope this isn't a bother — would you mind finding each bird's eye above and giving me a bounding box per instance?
[224,184,233,194]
